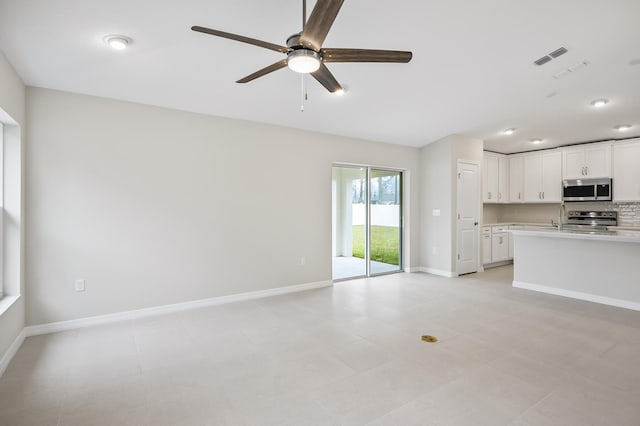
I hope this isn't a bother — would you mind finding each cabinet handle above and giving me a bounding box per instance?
[498,192,501,200]
[585,166,589,175]
[499,236,503,244]
[581,166,585,176]
[542,191,545,199]
[518,192,521,200]
[539,191,541,199]
[488,192,492,200]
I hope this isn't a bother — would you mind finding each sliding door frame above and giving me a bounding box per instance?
[332,163,404,281]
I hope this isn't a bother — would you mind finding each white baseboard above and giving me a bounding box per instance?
[24,280,333,337]
[418,267,457,278]
[405,266,421,273]
[0,329,26,376]
[512,280,640,312]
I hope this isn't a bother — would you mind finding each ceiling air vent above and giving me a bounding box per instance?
[549,47,568,58]
[534,46,568,66]
[534,56,552,66]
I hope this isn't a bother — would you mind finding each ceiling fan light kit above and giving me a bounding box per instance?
[191,0,412,94]
[287,49,321,73]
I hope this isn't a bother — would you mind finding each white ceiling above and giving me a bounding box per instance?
[1,0,639,153]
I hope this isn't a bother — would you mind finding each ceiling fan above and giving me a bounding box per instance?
[191,0,412,93]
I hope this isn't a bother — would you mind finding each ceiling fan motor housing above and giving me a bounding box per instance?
[286,33,303,49]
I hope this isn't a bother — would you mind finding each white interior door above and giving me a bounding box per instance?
[457,161,479,275]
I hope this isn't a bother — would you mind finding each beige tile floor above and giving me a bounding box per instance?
[1,265,640,425]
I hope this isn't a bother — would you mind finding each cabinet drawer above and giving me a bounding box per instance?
[492,225,509,233]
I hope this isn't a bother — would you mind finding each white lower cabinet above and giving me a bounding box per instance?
[483,225,513,265]
[508,227,514,260]
[482,227,492,264]
[491,227,509,263]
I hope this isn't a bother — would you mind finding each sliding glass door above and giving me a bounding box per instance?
[332,165,402,280]
[369,169,402,275]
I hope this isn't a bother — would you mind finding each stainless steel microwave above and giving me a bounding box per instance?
[562,178,612,202]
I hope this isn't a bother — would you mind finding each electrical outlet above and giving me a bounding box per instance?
[75,279,85,292]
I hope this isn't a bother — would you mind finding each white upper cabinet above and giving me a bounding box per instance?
[541,151,562,201]
[562,143,611,179]
[483,152,509,203]
[523,150,562,203]
[509,155,524,203]
[498,156,509,202]
[613,138,640,201]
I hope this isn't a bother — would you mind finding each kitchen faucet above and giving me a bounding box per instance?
[552,203,565,230]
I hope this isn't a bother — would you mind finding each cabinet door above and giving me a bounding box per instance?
[509,156,523,202]
[613,141,640,201]
[491,233,508,263]
[485,154,499,202]
[562,148,585,179]
[508,230,514,260]
[541,151,562,202]
[482,234,492,264]
[498,156,509,203]
[584,144,611,178]
[523,154,542,202]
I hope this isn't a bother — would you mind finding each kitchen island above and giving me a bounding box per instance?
[511,228,640,311]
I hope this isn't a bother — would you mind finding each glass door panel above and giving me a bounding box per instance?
[369,169,402,275]
[332,166,367,280]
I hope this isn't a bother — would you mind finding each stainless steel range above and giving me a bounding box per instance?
[566,210,617,229]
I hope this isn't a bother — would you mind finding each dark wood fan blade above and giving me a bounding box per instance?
[310,63,343,93]
[299,0,344,51]
[321,48,413,63]
[191,26,289,53]
[237,59,289,83]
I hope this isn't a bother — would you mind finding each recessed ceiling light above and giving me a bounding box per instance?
[614,124,632,132]
[502,128,516,135]
[104,35,131,51]
[590,98,609,108]
[530,138,544,145]
[333,87,345,96]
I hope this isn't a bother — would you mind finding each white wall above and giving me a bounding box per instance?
[25,88,420,325]
[419,134,483,274]
[420,137,452,272]
[0,50,25,363]
[451,135,483,270]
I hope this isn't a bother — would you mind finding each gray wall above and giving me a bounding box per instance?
[0,50,25,362]
[25,88,421,325]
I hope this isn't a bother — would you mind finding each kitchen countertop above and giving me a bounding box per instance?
[483,222,555,227]
[511,227,640,243]
[485,222,640,231]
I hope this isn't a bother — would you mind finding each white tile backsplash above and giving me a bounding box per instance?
[485,201,640,227]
